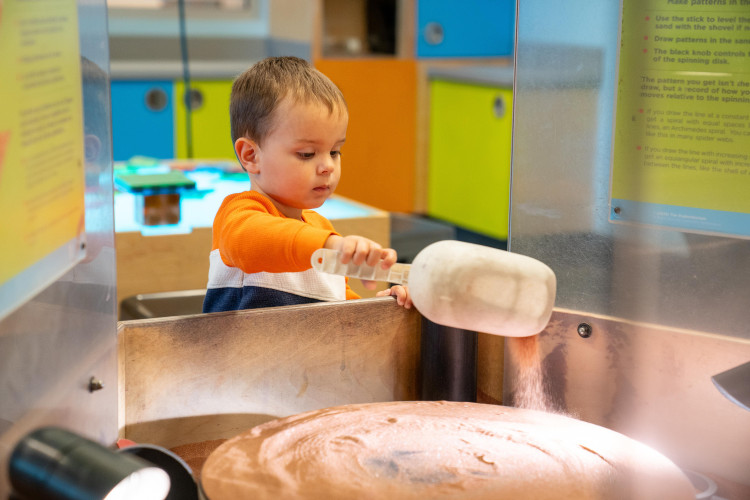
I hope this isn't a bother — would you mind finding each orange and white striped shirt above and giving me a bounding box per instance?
[203,191,359,312]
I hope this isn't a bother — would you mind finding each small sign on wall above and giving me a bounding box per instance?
[611,0,750,238]
[0,0,86,320]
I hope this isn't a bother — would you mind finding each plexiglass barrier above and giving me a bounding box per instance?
[0,0,118,494]
[510,1,749,341]
[509,1,750,492]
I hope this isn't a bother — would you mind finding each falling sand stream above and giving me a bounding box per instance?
[506,335,551,412]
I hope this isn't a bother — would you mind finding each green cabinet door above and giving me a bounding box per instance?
[428,80,513,240]
[175,80,235,160]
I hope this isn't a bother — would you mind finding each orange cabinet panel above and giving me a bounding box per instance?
[314,59,416,213]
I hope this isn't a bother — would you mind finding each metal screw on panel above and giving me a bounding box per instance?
[88,376,104,393]
[613,206,622,215]
[577,323,592,338]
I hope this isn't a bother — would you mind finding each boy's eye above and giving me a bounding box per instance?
[297,152,315,159]
[330,150,342,158]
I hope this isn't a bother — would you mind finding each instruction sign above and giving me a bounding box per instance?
[0,0,86,320]
[611,0,750,237]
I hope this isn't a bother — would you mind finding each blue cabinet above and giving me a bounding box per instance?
[111,81,175,161]
[416,0,515,58]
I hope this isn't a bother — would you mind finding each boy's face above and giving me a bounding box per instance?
[241,97,348,219]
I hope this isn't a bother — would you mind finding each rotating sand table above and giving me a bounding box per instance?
[201,243,693,498]
[200,401,694,499]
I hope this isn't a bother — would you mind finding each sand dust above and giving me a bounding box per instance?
[507,335,550,412]
[201,400,695,500]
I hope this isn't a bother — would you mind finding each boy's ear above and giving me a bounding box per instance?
[235,137,261,174]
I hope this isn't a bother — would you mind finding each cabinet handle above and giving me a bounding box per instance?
[493,95,506,119]
[144,88,168,112]
[424,22,444,45]
[184,88,204,111]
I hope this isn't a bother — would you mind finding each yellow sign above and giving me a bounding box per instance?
[0,0,85,286]
[612,0,750,236]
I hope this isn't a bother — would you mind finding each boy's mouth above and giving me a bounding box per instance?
[313,185,330,193]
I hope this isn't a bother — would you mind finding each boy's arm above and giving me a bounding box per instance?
[215,194,409,309]
[215,199,334,274]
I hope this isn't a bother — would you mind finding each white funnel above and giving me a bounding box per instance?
[312,240,556,337]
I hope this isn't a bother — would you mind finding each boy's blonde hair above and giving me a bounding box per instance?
[230,56,347,145]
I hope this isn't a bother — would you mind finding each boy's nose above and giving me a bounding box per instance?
[318,158,334,175]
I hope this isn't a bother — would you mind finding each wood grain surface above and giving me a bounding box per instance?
[118,297,421,448]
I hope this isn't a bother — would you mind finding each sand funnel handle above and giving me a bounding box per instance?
[311,248,411,285]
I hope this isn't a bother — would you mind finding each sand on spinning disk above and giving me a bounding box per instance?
[200,400,694,500]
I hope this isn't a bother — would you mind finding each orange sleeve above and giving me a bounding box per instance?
[212,192,336,274]
[345,278,361,300]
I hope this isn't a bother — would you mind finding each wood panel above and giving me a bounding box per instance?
[314,59,417,213]
[476,332,504,405]
[115,227,213,308]
[118,297,422,448]
[312,0,415,59]
[320,0,367,56]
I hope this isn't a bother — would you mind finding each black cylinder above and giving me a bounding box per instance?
[419,318,477,402]
[9,427,158,500]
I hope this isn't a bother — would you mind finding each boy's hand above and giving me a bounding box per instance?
[324,235,397,267]
[376,285,412,309]
[324,235,398,290]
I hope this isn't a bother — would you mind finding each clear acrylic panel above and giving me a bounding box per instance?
[0,0,118,494]
[509,1,750,492]
[510,0,750,340]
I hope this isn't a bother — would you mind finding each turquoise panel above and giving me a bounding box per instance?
[111,81,174,161]
[417,0,515,58]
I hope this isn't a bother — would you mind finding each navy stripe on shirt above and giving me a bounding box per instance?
[203,286,323,313]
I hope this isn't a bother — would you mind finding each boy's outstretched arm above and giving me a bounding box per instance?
[324,234,412,308]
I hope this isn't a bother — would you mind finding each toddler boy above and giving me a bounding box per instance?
[203,56,410,312]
